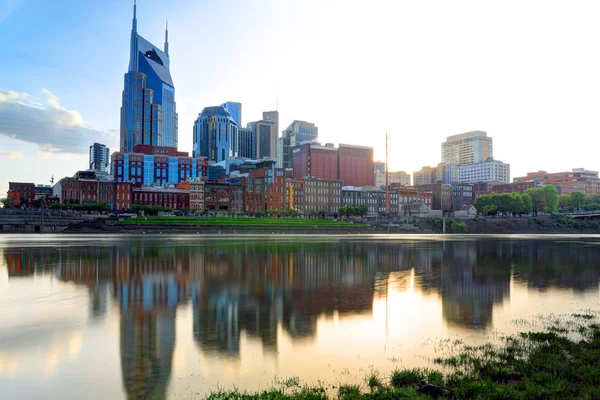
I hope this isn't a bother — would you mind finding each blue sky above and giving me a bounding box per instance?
[3,0,600,196]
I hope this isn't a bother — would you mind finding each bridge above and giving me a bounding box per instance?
[562,212,600,220]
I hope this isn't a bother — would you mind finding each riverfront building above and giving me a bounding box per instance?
[110,145,208,185]
[120,3,178,152]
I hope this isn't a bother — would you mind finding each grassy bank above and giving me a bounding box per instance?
[206,313,600,399]
[111,217,360,227]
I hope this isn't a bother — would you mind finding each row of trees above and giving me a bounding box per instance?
[474,192,533,217]
[474,185,559,216]
[338,205,369,217]
[558,192,600,212]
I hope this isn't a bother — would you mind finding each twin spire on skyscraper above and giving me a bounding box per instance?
[129,1,169,72]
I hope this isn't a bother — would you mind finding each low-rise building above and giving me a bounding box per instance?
[8,182,35,205]
[176,179,205,212]
[491,181,537,194]
[133,186,189,211]
[451,183,474,211]
[513,169,600,195]
[341,186,400,216]
[204,182,231,213]
[286,177,341,216]
[415,183,453,211]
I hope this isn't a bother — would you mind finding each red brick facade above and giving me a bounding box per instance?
[133,187,189,210]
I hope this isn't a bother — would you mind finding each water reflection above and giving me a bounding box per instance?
[1,237,600,399]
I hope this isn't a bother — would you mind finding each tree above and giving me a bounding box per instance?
[526,187,544,214]
[541,185,559,213]
[510,192,524,216]
[520,193,533,215]
[19,196,29,207]
[338,206,347,217]
[484,204,498,217]
[571,191,585,212]
[357,205,368,217]
[0,198,9,208]
[558,194,571,209]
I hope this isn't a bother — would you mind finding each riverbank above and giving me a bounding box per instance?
[206,313,600,399]
[61,215,600,235]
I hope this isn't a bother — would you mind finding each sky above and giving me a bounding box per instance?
[2,0,600,196]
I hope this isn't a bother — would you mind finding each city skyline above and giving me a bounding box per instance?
[3,1,600,195]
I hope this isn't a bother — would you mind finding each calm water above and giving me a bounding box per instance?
[1,234,600,399]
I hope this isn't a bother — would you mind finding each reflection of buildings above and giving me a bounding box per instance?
[439,241,511,329]
[7,237,600,395]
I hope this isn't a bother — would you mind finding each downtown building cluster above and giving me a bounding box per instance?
[6,4,600,216]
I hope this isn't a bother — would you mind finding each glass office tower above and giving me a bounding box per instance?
[120,3,177,152]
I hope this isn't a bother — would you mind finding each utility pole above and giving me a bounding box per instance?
[385,132,389,215]
[40,199,45,234]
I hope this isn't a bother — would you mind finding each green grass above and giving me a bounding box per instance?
[206,315,600,399]
[111,216,360,227]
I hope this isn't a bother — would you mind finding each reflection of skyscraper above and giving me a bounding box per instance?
[440,242,511,329]
[120,3,178,152]
[120,313,175,400]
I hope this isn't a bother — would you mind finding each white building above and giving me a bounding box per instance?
[457,160,510,184]
[374,169,411,188]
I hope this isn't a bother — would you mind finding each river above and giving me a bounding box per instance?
[0,234,599,399]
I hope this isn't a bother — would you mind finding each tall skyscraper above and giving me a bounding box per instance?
[262,110,279,143]
[237,127,256,159]
[247,120,276,159]
[278,120,318,169]
[120,2,178,152]
[89,143,110,172]
[441,131,493,165]
[221,102,242,128]
[193,106,238,163]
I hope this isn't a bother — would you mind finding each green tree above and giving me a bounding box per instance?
[558,194,571,209]
[357,205,369,216]
[484,204,498,217]
[526,187,544,214]
[571,191,585,212]
[474,195,490,215]
[510,192,524,216]
[521,193,533,215]
[0,198,10,208]
[542,185,559,213]
[338,206,347,217]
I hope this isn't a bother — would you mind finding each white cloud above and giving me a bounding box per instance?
[0,149,23,158]
[0,88,117,154]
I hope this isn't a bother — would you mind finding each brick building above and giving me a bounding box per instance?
[491,181,537,194]
[286,177,341,216]
[415,183,453,211]
[176,179,205,212]
[132,187,189,210]
[292,142,374,186]
[52,175,132,210]
[8,182,35,205]
[338,144,374,187]
[204,182,231,212]
[513,169,600,195]
[292,143,338,181]
[341,186,399,216]
[451,183,474,211]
